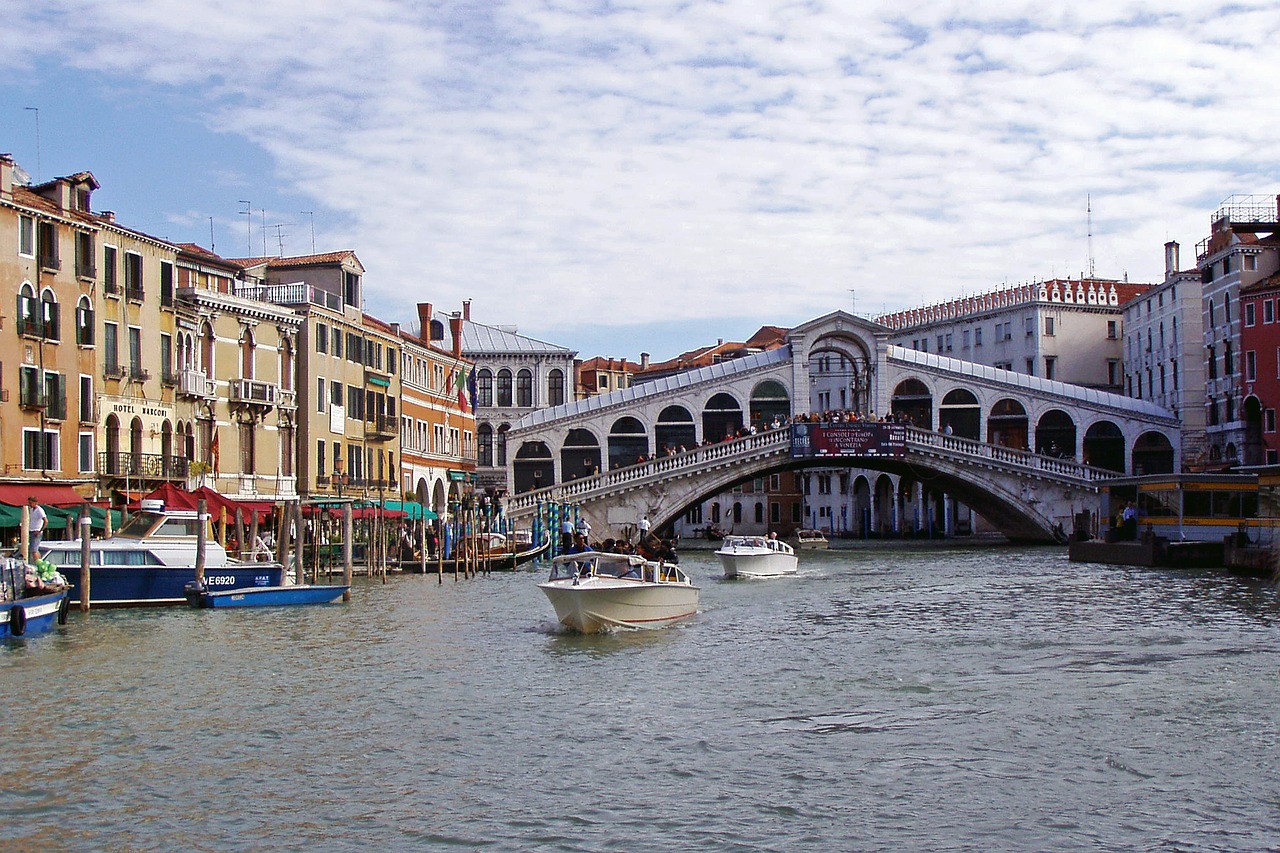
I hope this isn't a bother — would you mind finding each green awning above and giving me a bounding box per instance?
[382,500,437,520]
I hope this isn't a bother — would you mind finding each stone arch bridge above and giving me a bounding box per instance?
[504,311,1180,543]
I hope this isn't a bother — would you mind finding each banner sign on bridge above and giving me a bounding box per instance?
[790,423,907,458]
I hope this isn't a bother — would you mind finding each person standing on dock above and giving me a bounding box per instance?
[560,516,573,553]
[1122,501,1138,540]
[638,515,650,544]
[575,515,592,545]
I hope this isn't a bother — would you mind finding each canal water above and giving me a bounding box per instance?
[5,546,1279,851]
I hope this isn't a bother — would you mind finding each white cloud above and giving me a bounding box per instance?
[8,0,1280,352]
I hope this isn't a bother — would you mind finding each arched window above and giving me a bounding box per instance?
[240,327,256,379]
[40,289,60,341]
[516,369,533,407]
[17,283,36,337]
[76,296,95,346]
[547,369,565,407]
[201,323,215,376]
[496,424,510,465]
[497,369,513,407]
[477,369,494,408]
[280,338,294,391]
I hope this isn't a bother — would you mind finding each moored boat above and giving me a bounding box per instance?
[538,551,699,633]
[716,535,798,579]
[38,500,283,607]
[184,582,348,608]
[1,557,69,639]
[402,532,551,573]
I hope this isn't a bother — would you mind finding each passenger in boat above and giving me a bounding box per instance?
[560,517,573,552]
[27,497,46,564]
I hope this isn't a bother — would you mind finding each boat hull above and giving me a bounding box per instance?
[717,551,798,579]
[63,564,284,607]
[1,590,68,639]
[538,579,699,633]
[188,584,348,608]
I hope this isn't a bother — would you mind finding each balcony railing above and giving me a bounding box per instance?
[230,378,279,407]
[129,366,151,382]
[315,474,331,487]
[231,281,344,312]
[365,413,397,441]
[277,388,297,409]
[161,370,178,387]
[104,362,128,380]
[97,452,190,480]
[178,368,215,399]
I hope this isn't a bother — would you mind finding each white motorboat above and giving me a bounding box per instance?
[716,535,798,579]
[38,500,283,606]
[794,529,830,550]
[538,551,699,633]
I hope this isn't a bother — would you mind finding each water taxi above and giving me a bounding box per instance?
[538,551,699,633]
[716,535,798,578]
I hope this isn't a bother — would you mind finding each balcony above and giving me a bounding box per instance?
[277,388,297,410]
[104,362,128,380]
[178,368,215,399]
[315,474,331,488]
[128,366,151,383]
[365,413,397,441]
[98,452,190,480]
[230,378,279,408]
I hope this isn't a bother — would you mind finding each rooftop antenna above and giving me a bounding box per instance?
[260,209,267,256]
[24,107,40,182]
[300,211,315,253]
[209,216,215,254]
[848,288,856,316]
[272,223,287,256]
[238,200,252,255]
[1087,195,1095,279]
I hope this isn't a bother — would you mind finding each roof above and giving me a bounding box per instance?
[461,321,576,356]
[226,251,360,270]
[519,346,792,429]
[888,345,1178,421]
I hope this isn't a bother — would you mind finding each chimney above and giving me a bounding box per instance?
[462,300,471,321]
[417,302,433,337]
[101,211,116,223]
[1164,241,1180,278]
[449,315,464,359]
[640,352,649,370]
[0,154,12,197]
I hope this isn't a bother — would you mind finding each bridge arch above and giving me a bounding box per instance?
[939,388,981,439]
[749,380,790,426]
[987,398,1028,450]
[803,328,876,416]
[703,393,744,442]
[1083,420,1124,472]
[513,440,553,492]
[656,405,696,455]
[608,417,648,469]
[891,378,933,427]
[1132,431,1175,475]
[561,428,601,481]
[1035,409,1076,459]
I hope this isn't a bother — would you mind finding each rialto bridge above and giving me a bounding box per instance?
[503,312,1181,544]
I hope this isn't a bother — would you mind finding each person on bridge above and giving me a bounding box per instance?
[638,515,651,543]
[576,515,592,544]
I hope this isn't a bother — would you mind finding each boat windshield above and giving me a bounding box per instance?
[548,553,649,581]
[114,512,166,539]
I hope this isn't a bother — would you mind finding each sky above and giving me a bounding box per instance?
[2,1,1278,361]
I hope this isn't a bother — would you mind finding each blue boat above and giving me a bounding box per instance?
[1,557,69,640]
[184,583,349,608]
[39,501,284,607]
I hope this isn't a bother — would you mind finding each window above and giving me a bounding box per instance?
[1044,356,1057,381]
[79,376,93,423]
[18,215,34,257]
[22,428,59,471]
[1267,301,1276,324]
[37,221,59,270]
[17,283,36,337]
[124,252,144,300]
[1025,317,1034,336]
[1207,345,1216,379]
[331,381,343,408]
[962,329,970,348]
[945,333,953,351]
[160,261,174,308]
[974,327,983,346]
[104,322,120,375]
[1246,350,1257,382]
[497,369,513,407]
[1225,341,1234,375]
[936,335,943,352]
[1246,303,1256,327]
[516,369,533,407]
[75,297,94,345]
[548,369,565,406]
[128,327,143,378]
[79,433,94,473]
[317,440,326,476]
[1246,255,1258,272]
[76,231,96,279]
[1044,317,1055,336]
[1267,410,1276,433]
[599,375,609,390]
[160,333,173,383]
[332,328,343,359]
[477,369,494,407]
[103,246,118,294]
[1026,357,1036,375]
[316,325,330,354]
[1107,320,1118,339]
[343,271,360,307]
[317,378,326,413]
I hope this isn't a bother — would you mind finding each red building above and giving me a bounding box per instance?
[1240,271,1280,464]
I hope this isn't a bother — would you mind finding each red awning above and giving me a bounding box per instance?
[138,484,277,523]
[0,482,86,507]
